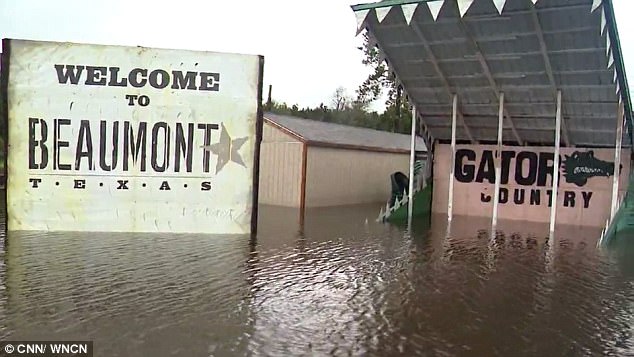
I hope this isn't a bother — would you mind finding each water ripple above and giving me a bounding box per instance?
[0,204,632,356]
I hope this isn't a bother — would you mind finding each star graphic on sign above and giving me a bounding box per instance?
[206,122,248,174]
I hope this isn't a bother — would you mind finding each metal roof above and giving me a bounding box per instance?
[264,112,427,153]
[351,0,632,149]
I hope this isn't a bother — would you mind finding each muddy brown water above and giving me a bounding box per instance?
[0,198,632,356]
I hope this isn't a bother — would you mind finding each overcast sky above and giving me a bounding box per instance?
[1,0,633,113]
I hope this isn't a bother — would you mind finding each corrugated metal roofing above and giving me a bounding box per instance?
[264,112,427,153]
[351,0,632,149]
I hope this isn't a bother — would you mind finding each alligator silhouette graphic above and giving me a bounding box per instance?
[562,150,618,187]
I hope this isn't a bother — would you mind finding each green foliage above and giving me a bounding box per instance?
[356,32,413,131]
[355,33,391,105]
[267,32,414,135]
[267,99,382,130]
[267,97,412,135]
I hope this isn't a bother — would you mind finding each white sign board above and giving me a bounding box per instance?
[432,144,630,227]
[2,39,263,234]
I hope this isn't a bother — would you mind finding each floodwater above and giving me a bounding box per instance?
[0,197,632,356]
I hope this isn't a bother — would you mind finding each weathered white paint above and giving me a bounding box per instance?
[492,92,504,228]
[549,91,562,235]
[432,144,630,228]
[5,39,261,233]
[448,94,458,222]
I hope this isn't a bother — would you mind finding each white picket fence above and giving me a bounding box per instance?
[377,160,426,222]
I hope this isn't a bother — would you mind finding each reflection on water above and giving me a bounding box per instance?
[0,198,632,356]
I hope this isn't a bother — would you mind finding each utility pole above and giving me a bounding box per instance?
[266,85,272,110]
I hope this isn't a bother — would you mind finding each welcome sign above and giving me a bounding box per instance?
[1,39,263,234]
[432,144,630,227]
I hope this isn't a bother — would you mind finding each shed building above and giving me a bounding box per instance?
[259,113,427,210]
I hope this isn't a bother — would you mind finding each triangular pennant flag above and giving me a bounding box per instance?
[531,0,538,4]
[493,0,507,14]
[355,9,370,31]
[376,6,391,23]
[606,34,611,56]
[401,3,418,25]
[457,0,474,17]
[601,9,607,36]
[427,0,444,21]
[608,52,614,68]
[591,0,602,13]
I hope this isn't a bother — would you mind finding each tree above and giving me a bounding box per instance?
[264,32,419,136]
[356,33,391,105]
[331,86,353,111]
[355,32,412,134]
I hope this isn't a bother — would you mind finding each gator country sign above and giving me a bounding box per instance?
[1,39,264,234]
[432,144,630,227]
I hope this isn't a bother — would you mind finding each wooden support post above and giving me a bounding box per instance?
[549,90,562,236]
[492,92,504,228]
[448,94,458,222]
